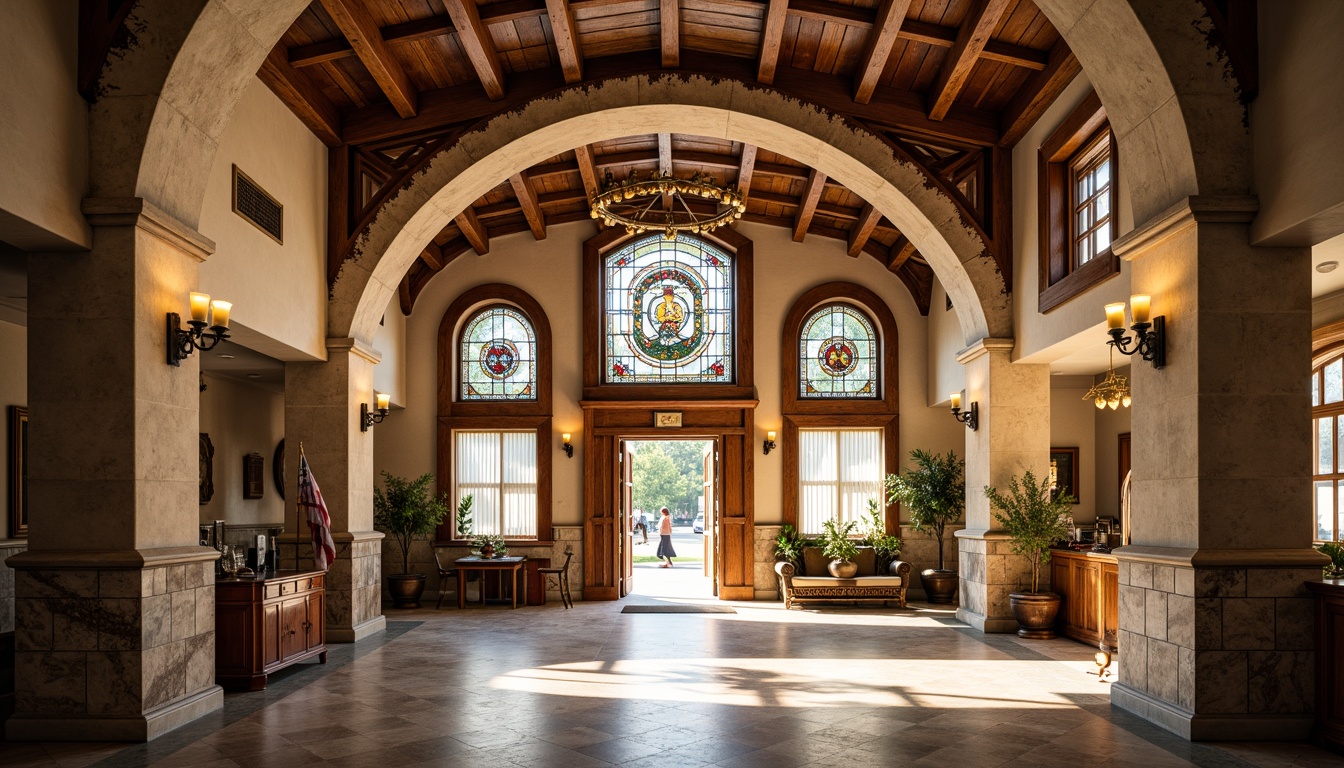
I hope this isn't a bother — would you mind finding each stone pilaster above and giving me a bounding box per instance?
[284,341,386,641]
[1109,196,1325,740]
[955,339,1052,632]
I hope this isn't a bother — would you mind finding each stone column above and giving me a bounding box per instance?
[955,338,1052,633]
[7,199,222,741]
[283,339,385,643]
[1109,197,1323,741]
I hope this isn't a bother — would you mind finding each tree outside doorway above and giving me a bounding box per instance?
[629,441,710,566]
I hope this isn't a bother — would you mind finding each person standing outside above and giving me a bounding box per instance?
[656,508,677,567]
[637,511,649,544]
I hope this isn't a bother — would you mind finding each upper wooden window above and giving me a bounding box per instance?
[1039,91,1119,314]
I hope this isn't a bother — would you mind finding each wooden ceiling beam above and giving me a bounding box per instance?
[998,38,1082,148]
[847,203,883,257]
[257,43,342,147]
[661,0,680,67]
[318,0,419,118]
[574,144,602,201]
[792,168,827,242]
[757,0,789,84]
[737,144,758,200]
[886,235,917,271]
[510,173,548,239]
[528,159,581,180]
[852,0,913,105]
[444,0,507,100]
[419,242,445,271]
[928,0,1013,121]
[545,0,584,83]
[455,207,490,254]
[658,132,673,209]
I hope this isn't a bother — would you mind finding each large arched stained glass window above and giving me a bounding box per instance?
[799,303,879,398]
[459,305,537,400]
[604,235,734,384]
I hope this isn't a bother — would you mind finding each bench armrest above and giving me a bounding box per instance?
[774,560,796,580]
[887,559,912,579]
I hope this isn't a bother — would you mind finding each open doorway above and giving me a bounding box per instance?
[621,439,716,600]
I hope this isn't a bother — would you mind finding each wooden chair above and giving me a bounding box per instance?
[432,547,459,609]
[537,550,574,609]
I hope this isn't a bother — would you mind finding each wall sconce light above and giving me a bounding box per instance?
[762,431,777,455]
[1105,295,1166,369]
[950,392,978,431]
[168,292,232,366]
[562,433,574,459]
[360,392,391,432]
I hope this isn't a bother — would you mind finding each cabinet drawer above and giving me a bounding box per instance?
[265,584,282,599]
[281,581,297,596]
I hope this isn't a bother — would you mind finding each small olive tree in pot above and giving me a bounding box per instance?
[984,470,1074,638]
[884,449,964,603]
[374,471,449,608]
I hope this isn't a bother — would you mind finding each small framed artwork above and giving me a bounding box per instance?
[654,412,682,428]
[272,438,286,500]
[200,433,215,505]
[243,452,265,499]
[1095,518,1113,536]
[1050,447,1080,504]
[9,405,28,538]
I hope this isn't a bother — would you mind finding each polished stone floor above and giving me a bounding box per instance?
[2,584,1341,768]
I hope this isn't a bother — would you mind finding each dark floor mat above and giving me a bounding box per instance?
[622,604,737,613]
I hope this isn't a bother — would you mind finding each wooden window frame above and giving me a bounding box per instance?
[781,282,900,533]
[437,284,553,544]
[1313,351,1344,543]
[1038,90,1120,314]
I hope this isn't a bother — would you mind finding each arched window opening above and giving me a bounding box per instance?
[799,303,880,399]
[458,305,537,401]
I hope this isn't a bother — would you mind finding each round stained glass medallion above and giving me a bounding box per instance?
[479,339,519,380]
[819,337,857,376]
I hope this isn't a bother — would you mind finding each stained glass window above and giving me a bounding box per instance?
[799,304,879,398]
[459,306,537,401]
[604,235,733,384]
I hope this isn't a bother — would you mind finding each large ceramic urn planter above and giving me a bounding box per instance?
[828,559,858,578]
[388,574,427,608]
[1010,591,1061,638]
[920,569,959,604]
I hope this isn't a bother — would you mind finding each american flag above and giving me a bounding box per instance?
[298,452,336,571]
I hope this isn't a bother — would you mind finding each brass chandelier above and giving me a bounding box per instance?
[1084,347,1132,410]
[590,170,746,239]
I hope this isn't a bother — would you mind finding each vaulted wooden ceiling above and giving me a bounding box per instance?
[255,0,1083,314]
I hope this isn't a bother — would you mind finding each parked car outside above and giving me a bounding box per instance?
[693,514,705,534]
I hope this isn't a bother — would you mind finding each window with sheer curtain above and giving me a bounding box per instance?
[798,428,883,536]
[454,430,538,539]
[1313,353,1344,542]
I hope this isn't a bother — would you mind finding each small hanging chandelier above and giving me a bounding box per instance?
[1084,346,1132,410]
[590,170,746,239]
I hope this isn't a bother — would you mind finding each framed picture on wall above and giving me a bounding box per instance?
[200,433,215,504]
[1050,446,1080,504]
[243,453,265,499]
[9,405,28,538]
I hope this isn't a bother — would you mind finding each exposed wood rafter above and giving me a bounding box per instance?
[545,0,584,83]
[792,168,827,242]
[510,173,547,239]
[574,144,602,201]
[928,0,1013,121]
[853,0,913,104]
[257,43,343,147]
[455,208,490,255]
[886,236,917,272]
[998,38,1081,148]
[757,0,789,84]
[661,0,680,67]
[736,144,758,200]
[444,0,507,100]
[846,203,883,257]
[319,0,418,118]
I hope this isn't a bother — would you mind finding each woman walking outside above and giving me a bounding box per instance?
[656,508,677,567]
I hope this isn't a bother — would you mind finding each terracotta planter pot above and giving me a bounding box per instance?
[1010,591,1061,638]
[387,574,426,609]
[920,569,959,604]
[828,559,858,578]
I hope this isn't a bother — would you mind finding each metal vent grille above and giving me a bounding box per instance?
[232,165,283,243]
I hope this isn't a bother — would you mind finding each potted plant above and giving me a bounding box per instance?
[473,533,507,559]
[984,469,1074,638]
[1319,542,1344,578]
[820,518,859,577]
[884,449,964,603]
[374,471,450,608]
[774,524,806,569]
[861,499,903,572]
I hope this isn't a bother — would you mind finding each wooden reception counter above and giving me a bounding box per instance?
[1049,549,1119,650]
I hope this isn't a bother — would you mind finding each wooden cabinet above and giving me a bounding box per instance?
[1050,549,1119,650]
[216,570,327,691]
[1307,580,1344,753]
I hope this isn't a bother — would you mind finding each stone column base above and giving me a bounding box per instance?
[955,528,1033,633]
[7,684,223,742]
[1111,682,1313,741]
[278,531,385,643]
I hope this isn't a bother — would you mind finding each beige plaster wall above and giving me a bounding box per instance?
[0,319,26,540]
[0,0,89,250]
[198,373,286,527]
[1093,367,1132,522]
[928,279,965,407]
[1011,72,1137,362]
[1050,377,1097,523]
[1252,0,1344,246]
[373,296,406,406]
[198,78,328,361]
[372,220,964,530]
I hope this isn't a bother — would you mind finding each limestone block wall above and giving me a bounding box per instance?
[754,525,780,601]
[0,541,26,634]
[13,561,215,722]
[282,533,383,636]
[383,524,585,605]
[1116,561,1317,719]
[957,533,1042,619]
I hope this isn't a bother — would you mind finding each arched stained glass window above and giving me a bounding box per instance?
[799,303,879,398]
[459,305,537,401]
[604,235,734,384]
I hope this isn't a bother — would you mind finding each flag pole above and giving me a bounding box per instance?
[296,441,304,572]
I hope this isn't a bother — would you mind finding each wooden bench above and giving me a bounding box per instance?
[775,546,911,609]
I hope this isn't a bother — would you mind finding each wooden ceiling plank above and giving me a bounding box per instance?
[789,0,872,27]
[545,0,585,83]
[852,0,913,104]
[318,0,419,118]
[510,173,548,239]
[757,0,789,84]
[886,235,917,271]
[455,207,490,254]
[574,144,602,201]
[258,43,343,147]
[927,0,1014,121]
[661,0,680,67]
[737,144,758,200]
[846,202,883,257]
[999,38,1081,148]
[444,0,508,100]
[792,168,827,242]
